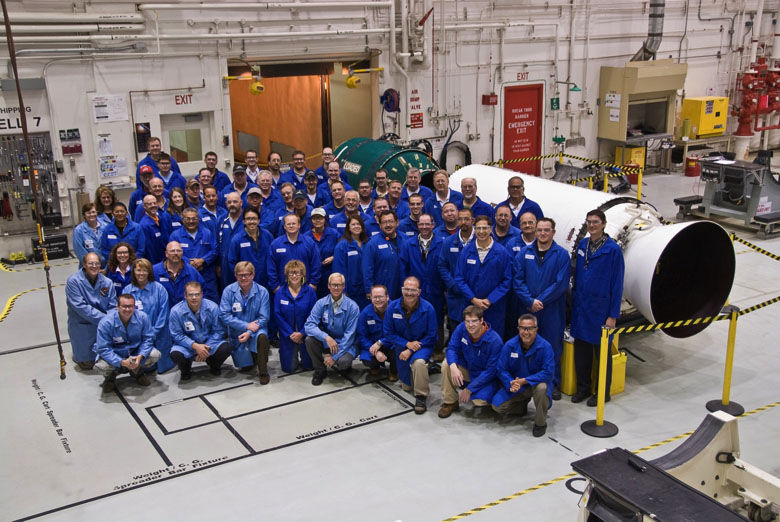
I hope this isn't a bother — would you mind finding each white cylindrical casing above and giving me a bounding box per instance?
[768,113,780,148]
[733,135,751,161]
[451,165,735,337]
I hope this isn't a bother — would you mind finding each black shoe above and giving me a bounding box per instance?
[209,366,222,376]
[101,372,117,393]
[571,391,589,403]
[587,394,610,407]
[180,371,192,382]
[552,387,562,401]
[338,367,352,379]
[414,395,427,414]
[311,371,326,386]
[532,424,547,438]
[77,361,95,371]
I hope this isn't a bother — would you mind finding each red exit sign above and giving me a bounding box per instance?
[516,72,529,81]
[175,94,193,105]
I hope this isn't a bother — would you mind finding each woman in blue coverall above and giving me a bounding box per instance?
[166,187,187,232]
[274,260,317,373]
[123,258,174,373]
[73,203,106,267]
[94,186,118,227]
[104,242,136,294]
[332,215,369,310]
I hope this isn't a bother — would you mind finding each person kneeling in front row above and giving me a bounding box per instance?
[492,314,554,437]
[169,281,231,382]
[438,305,502,418]
[94,294,159,393]
[304,272,360,385]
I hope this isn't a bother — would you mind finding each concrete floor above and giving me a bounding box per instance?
[1,169,779,522]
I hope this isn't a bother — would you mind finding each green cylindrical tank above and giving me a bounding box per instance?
[333,137,439,187]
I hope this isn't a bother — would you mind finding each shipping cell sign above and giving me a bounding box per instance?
[502,84,543,176]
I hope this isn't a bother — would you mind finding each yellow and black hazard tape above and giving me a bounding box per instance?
[480,154,561,167]
[561,153,644,175]
[0,259,77,273]
[567,170,635,185]
[439,399,780,521]
[738,295,780,316]
[0,284,65,323]
[612,313,729,336]
[732,234,780,262]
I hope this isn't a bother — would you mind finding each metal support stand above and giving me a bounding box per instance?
[707,308,744,416]
[581,326,619,438]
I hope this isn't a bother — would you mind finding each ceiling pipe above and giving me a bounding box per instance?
[748,0,765,65]
[137,2,391,10]
[631,0,665,61]
[0,24,144,34]
[15,43,145,57]
[0,27,390,44]
[4,12,144,23]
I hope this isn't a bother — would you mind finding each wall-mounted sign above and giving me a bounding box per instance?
[90,94,128,123]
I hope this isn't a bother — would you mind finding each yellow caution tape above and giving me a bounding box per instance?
[0,259,77,273]
[0,284,65,323]
[732,234,780,262]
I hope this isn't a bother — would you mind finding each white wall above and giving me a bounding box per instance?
[0,0,774,218]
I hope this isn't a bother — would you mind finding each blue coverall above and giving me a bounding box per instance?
[152,261,206,307]
[123,281,174,373]
[304,295,360,362]
[73,221,105,267]
[219,281,270,368]
[331,238,368,309]
[363,234,407,300]
[100,219,146,261]
[66,270,117,362]
[274,284,318,372]
[227,227,273,289]
[492,334,555,408]
[304,226,342,299]
[445,322,503,402]
[138,212,172,264]
[382,297,437,387]
[169,226,219,302]
[94,309,155,368]
[437,231,474,322]
[169,298,227,358]
[267,233,322,292]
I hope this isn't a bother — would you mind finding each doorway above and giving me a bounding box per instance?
[227,60,372,169]
[502,83,544,176]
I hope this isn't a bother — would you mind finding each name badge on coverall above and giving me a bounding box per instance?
[393,313,403,319]
[511,352,519,358]
[113,336,124,343]
[232,302,242,312]
[467,258,476,265]
[184,321,195,332]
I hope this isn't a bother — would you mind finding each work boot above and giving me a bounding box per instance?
[587,394,610,407]
[438,402,459,418]
[571,391,589,403]
[431,351,444,363]
[532,424,547,438]
[414,395,427,415]
[101,371,117,393]
[552,386,562,401]
[135,373,152,386]
[179,371,192,383]
[368,367,381,376]
[388,372,399,383]
[258,373,270,385]
[77,361,95,371]
[311,370,326,386]
[209,365,222,377]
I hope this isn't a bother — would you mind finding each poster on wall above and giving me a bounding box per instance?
[89,94,128,123]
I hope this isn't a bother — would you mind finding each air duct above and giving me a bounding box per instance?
[451,165,735,338]
[631,0,665,61]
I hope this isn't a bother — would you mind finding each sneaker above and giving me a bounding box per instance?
[438,402,459,418]
[587,394,610,407]
[180,371,192,383]
[571,391,589,403]
[135,374,152,386]
[209,366,222,377]
[258,373,270,385]
[311,371,326,386]
[414,395,427,415]
[388,372,399,383]
[552,387,562,401]
[532,424,547,437]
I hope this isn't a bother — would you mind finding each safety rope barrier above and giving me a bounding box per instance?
[476,152,645,175]
[732,234,780,262]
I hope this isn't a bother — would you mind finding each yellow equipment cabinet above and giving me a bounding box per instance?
[681,96,728,139]
[561,338,626,397]
[615,145,646,169]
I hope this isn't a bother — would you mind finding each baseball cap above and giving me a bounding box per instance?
[293,190,306,201]
[311,208,326,218]
[139,165,154,176]
[247,187,262,197]
[233,164,246,175]
[305,170,317,180]
[186,178,200,188]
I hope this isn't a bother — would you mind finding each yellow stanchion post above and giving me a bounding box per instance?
[602,173,609,193]
[588,175,594,190]
[636,169,643,201]
[581,326,619,437]
[706,308,745,416]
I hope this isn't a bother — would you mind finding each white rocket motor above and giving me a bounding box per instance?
[451,165,736,337]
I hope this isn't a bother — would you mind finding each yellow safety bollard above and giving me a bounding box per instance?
[602,173,609,193]
[588,175,594,190]
[706,308,745,416]
[636,169,643,201]
[581,326,619,438]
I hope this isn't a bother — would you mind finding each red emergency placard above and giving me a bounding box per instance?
[502,84,543,175]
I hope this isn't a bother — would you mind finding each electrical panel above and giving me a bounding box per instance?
[0,133,63,236]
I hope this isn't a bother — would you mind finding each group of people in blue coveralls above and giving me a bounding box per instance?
[66,143,625,436]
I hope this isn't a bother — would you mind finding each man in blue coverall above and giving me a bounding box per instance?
[513,217,571,400]
[169,281,231,381]
[570,209,625,407]
[492,314,555,437]
[169,208,219,302]
[94,294,160,393]
[383,276,437,414]
[363,210,406,300]
[304,272,360,385]
[438,305,502,418]
[66,252,117,369]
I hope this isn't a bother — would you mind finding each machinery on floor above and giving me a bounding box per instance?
[573,411,780,521]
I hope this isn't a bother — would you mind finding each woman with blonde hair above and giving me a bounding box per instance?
[274,259,318,373]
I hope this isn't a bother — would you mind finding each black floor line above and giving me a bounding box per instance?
[114,387,172,467]
[200,395,255,454]
[12,401,411,522]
